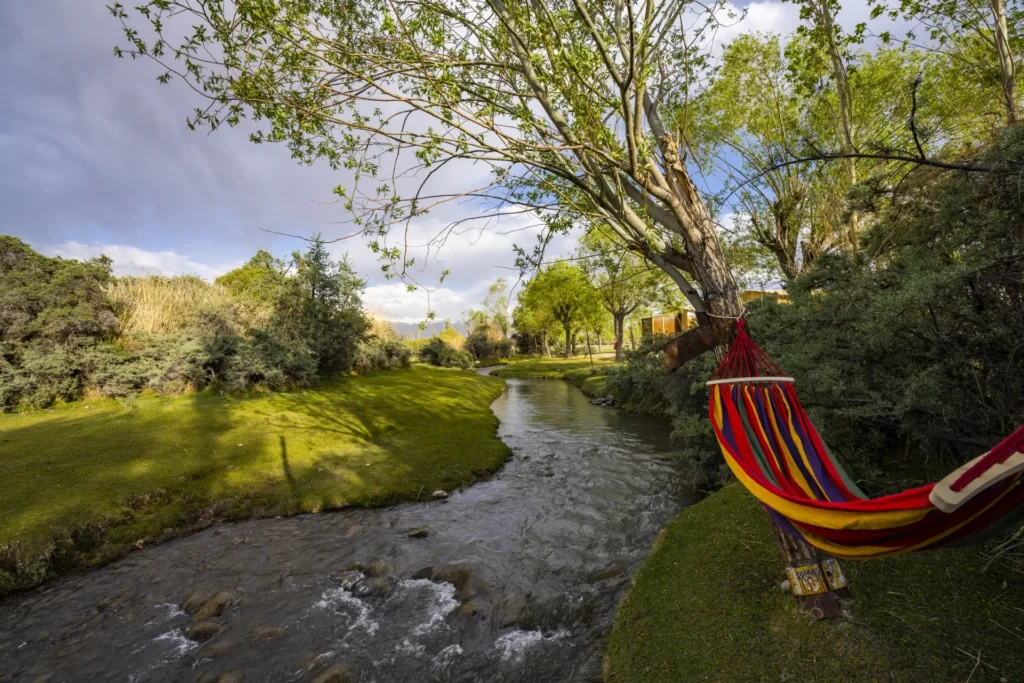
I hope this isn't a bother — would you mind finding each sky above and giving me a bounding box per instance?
[0,1,890,322]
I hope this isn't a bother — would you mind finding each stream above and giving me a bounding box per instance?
[0,374,695,682]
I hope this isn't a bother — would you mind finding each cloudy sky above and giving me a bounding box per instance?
[0,1,887,322]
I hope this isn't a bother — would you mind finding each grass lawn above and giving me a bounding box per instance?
[605,483,1024,682]
[0,365,508,593]
[491,354,616,380]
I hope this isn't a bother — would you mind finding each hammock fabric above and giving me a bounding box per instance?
[708,319,1024,560]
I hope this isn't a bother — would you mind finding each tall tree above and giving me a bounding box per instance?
[110,0,745,345]
[483,279,511,339]
[580,231,663,360]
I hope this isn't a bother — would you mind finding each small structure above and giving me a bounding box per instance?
[643,290,788,339]
[641,311,695,336]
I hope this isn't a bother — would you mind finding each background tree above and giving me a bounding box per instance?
[516,262,599,358]
[292,236,369,374]
[579,230,663,360]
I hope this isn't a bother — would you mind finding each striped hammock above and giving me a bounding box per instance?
[708,320,1024,560]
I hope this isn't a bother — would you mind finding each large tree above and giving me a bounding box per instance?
[110,0,744,344]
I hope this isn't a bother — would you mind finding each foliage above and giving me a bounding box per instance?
[353,337,412,374]
[110,0,748,326]
[514,262,601,358]
[579,230,665,360]
[0,237,385,412]
[0,236,118,345]
[463,330,514,364]
[750,129,1024,486]
[0,366,508,593]
[418,337,472,369]
[292,236,369,374]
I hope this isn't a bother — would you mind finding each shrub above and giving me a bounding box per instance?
[418,337,472,368]
[464,330,514,363]
[353,338,413,373]
[0,236,118,345]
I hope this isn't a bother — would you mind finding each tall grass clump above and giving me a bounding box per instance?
[105,275,270,336]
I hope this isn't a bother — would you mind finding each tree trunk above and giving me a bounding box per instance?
[543,329,550,358]
[564,325,572,359]
[989,0,1019,124]
[628,324,636,350]
[614,314,625,362]
[817,0,859,247]
[585,324,594,369]
[597,331,603,354]
[768,517,849,619]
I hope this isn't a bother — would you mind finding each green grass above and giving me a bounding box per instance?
[491,354,616,379]
[605,483,1024,682]
[0,366,508,593]
[564,368,609,398]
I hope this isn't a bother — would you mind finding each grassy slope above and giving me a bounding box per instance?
[490,354,615,379]
[0,366,508,592]
[606,483,1024,683]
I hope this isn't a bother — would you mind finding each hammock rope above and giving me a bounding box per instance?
[708,319,1024,560]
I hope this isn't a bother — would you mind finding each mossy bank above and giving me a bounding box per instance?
[0,365,508,594]
[605,483,1024,682]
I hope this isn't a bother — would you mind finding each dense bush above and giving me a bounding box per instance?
[0,236,391,411]
[354,337,412,373]
[418,337,472,368]
[464,329,514,363]
[749,130,1024,485]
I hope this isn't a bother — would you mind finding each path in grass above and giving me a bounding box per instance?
[605,483,1024,682]
[0,365,508,592]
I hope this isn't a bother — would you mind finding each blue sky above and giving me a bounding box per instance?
[0,1,888,321]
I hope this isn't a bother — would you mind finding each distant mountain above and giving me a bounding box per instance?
[389,319,471,339]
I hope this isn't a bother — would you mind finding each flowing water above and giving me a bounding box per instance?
[0,375,694,682]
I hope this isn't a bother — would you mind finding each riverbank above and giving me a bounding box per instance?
[492,356,613,398]
[605,482,1024,682]
[0,366,509,594]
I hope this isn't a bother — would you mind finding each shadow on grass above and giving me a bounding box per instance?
[0,366,509,594]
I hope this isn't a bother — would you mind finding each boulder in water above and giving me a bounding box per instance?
[195,592,233,620]
[199,639,235,659]
[365,561,391,577]
[182,591,210,614]
[185,621,221,642]
[456,600,479,617]
[407,527,430,539]
[249,624,284,641]
[311,663,353,683]
[411,566,434,581]
[432,490,448,498]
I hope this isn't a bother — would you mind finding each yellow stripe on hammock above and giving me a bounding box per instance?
[712,388,931,531]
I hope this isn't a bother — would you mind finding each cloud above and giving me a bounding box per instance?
[41,242,242,280]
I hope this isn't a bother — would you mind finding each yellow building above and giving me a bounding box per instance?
[641,290,787,337]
